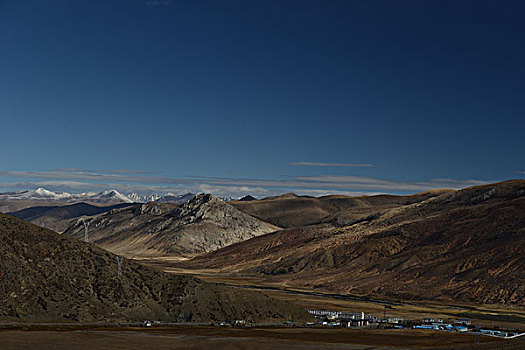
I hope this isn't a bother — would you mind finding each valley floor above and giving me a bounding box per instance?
[142,260,525,332]
[0,326,518,350]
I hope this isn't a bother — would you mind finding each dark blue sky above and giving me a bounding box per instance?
[1,1,524,197]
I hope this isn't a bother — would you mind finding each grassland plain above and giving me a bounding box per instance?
[142,263,525,331]
[0,325,517,350]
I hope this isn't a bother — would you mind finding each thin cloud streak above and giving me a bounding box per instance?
[0,170,491,196]
[291,162,373,167]
[55,168,153,175]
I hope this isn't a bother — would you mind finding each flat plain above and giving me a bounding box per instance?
[0,326,517,350]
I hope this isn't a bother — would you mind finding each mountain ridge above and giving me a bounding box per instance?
[63,193,280,258]
[229,189,454,228]
[188,180,525,305]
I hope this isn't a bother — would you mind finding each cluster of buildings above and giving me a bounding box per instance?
[416,318,523,338]
[414,318,471,332]
[307,309,401,328]
[306,310,524,339]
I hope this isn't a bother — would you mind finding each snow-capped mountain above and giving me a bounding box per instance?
[0,188,75,201]
[0,188,195,205]
[90,190,134,203]
[0,188,132,204]
[123,192,194,203]
[146,194,160,202]
[126,192,144,203]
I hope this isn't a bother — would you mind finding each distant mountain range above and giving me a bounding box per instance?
[7,202,136,233]
[0,188,196,205]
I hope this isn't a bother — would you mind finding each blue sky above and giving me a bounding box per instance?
[1,0,523,197]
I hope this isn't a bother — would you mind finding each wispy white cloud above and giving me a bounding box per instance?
[0,170,492,197]
[291,161,373,167]
[292,175,488,192]
[55,168,152,175]
[284,189,385,197]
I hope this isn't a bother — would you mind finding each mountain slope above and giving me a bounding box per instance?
[0,213,310,323]
[63,194,279,258]
[229,190,453,228]
[189,180,525,305]
[8,202,136,233]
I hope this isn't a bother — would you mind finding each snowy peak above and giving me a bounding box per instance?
[0,188,132,204]
[34,187,59,198]
[146,194,160,202]
[127,192,144,203]
[0,188,72,201]
[89,190,133,203]
[0,188,196,205]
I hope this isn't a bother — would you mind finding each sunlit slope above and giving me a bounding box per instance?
[64,194,279,258]
[229,190,453,228]
[190,180,525,304]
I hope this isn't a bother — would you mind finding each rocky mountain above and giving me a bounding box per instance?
[188,180,525,305]
[0,213,310,323]
[63,194,279,258]
[229,190,453,228]
[7,202,136,233]
[121,192,195,204]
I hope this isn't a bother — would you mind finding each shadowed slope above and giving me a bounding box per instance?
[0,213,311,323]
[8,202,136,233]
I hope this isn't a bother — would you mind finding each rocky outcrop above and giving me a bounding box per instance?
[63,194,279,258]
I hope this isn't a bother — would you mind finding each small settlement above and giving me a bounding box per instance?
[136,309,524,340]
[305,309,524,339]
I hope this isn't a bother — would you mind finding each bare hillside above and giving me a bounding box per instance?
[0,213,310,323]
[229,190,453,228]
[190,180,525,305]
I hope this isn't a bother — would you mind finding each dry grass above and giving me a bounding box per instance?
[0,326,511,350]
[146,264,525,331]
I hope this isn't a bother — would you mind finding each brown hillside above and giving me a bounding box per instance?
[229,190,453,228]
[0,213,311,323]
[190,180,525,305]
